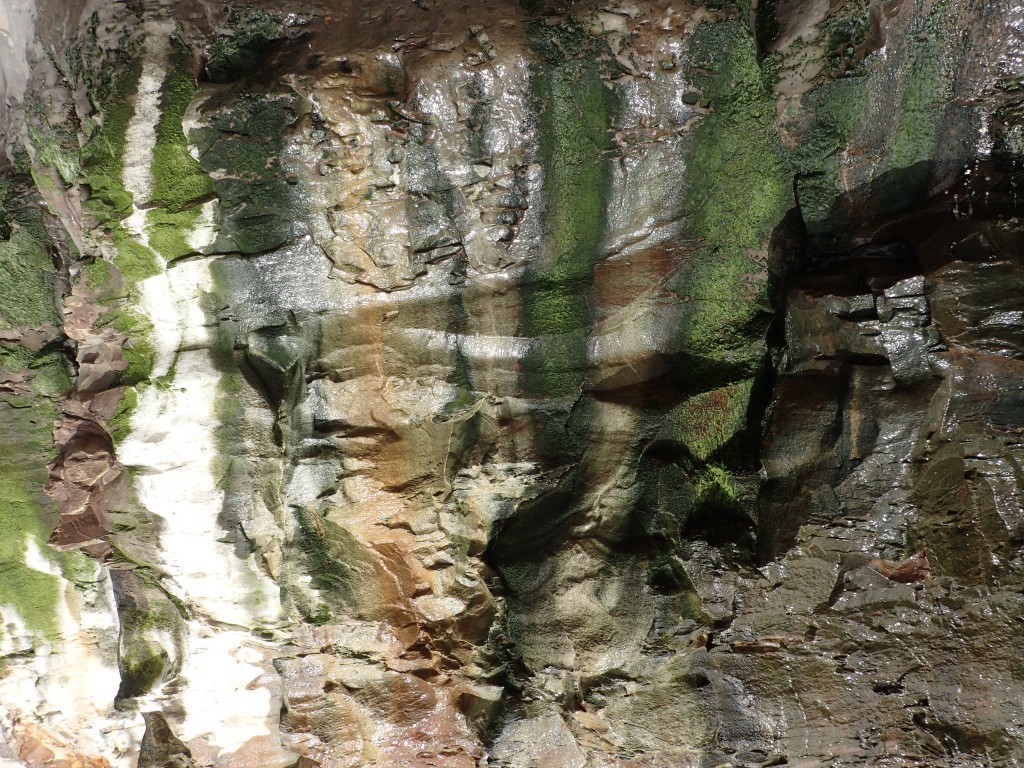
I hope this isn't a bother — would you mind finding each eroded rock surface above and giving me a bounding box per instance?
[0,1,1023,767]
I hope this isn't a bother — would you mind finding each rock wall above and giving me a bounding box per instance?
[1,1,1023,766]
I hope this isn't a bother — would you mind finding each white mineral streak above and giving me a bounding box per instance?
[120,266,276,625]
[0,0,34,120]
[114,14,285,752]
[121,20,174,245]
[188,199,219,251]
[0,16,208,766]
[177,625,283,752]
[0,552,140,768]
[134,267,181,378]
[183,103,220,255]
[118,258,284,754]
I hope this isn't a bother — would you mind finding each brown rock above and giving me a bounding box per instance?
[869,550,931,583]
[0,367,33,393]
[18,737,55,766]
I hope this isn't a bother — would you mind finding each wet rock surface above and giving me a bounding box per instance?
[0,0,1023,767]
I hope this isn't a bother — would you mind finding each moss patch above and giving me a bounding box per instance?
[81,258,127,301]
[98,308,156,385]
[0,406,62,640]
[292,508,393,622]
[877,0,957,211]
[0,230,62,327]
[206,8,283,83]
[0,182,75,641]
[196,89,298,254]
[112,229,161,283]
[782,0,960,232]
[146,37,215,261]
[116,606,171,699]
[81,260,111,292]
[81,59,143,225]
[441,344,477,417]
[25,106,80,186]
[108,386,138,444]
[520,24,615,377]
[148,208,201,262]
[670,379,755,462]
[24,351,72,399]
[150,38,215,213]
[60,549,98,589]
[0,192,70,395]
[788,76,870,235]
[82,172,133,223]
[692,464,741,513]
[519,19,616,466]
[678,20,790,381]
[824,12,872,76]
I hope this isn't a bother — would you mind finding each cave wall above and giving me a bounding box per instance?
[1,1,1023,766]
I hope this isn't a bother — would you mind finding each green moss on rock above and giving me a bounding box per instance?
[116,607,171,699]
[81,257,131,302]
[26,352,72,399]
[0,192,71,392]
[100,308,156,385]
[206,8,282,83]
[197,90,298,254]
[0,230,62,327]
[83,173,134,222]
[521,36,615,327]
[520,19,616,441]
[146,38,215,261]
[0,182,76,641]
[82,259,110,290]
[25,106,81,186]
[151,39,215,213]
[692,464,741,513]
[669,379,755,462]
[108,386,138,444]
[81,59,143,224]
[788,77,870,235]
[112,229,161,283]
[293,508,394,621]
[877,0,957,210]
[60,549,98,589]
[0,407,63,640]
[11,146,31,176]
[148,208,201,262]
[441,342,478,417]
[679,20,790,380]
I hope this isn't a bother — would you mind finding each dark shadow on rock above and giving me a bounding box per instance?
[487,194,809,577]
[138,711,196,768]
[758,157,1024,567]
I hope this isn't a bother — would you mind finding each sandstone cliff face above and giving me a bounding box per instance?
[1,1,1023,766]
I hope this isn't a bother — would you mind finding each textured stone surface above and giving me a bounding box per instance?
[0,1,1023,767]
